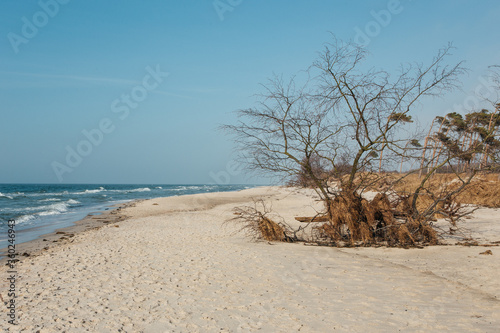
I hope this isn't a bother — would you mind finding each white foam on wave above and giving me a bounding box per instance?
[15,199,80,223]
[172,186,207,192]
[0,192,13,199]
[172,186,188,191]
[24,191,65,197]
[40,198,61,202]
[16,214,36,224]
[77,187,107,194]
[83,189,104,194]
[38,202,70,216]
[129,187,151,192]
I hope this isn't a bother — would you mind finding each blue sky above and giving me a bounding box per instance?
[1,0,499,184]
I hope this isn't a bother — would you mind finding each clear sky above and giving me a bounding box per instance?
[1,0,499,184]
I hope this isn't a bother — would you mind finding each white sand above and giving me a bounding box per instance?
[1,186,499,332]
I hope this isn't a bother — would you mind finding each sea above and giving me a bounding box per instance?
[0,184,252,250]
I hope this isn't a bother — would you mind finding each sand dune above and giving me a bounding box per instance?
[1,187,499,332]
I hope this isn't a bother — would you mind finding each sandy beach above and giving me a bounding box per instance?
[1,186,499,332]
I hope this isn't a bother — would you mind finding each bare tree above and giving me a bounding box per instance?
[225,38,467,246]
[312,40,464,191]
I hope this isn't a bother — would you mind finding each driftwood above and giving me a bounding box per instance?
[295,216,329,223]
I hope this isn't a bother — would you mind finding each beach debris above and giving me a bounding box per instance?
[56,231,66,234]
[262,218,287,241]
[457,241,479,246]
[295,215,329,222]
[479,250,493,255]
[315,192,438,246]
[230,200,295,242]
[4,259,19,266]
[153,203,159,205]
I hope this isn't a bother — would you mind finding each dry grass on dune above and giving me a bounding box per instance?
[391,173,456,218]
[456,179,500,208]
[391,173,500,208]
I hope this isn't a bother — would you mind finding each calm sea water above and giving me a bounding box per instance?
[0,184,252,249]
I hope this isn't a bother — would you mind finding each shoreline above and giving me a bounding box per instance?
[0,184,256,264]
[0,200,139,265]
[1,186,499,331]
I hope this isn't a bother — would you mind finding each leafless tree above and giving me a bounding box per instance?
[225,38,468,246]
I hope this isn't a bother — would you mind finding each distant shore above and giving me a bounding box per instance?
[1,186,499,331]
